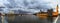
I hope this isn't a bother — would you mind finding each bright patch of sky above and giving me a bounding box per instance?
[0,0,60,13]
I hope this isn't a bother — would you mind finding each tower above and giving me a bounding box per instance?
[56,4,58,15]
[52,4,59,17]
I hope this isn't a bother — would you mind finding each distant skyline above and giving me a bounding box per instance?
[0,0,60,14]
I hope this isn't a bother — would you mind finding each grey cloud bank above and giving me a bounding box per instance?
[0,0,59,14]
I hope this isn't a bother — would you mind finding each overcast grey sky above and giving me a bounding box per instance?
[0,0,60,13]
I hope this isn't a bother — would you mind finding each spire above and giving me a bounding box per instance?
[57,4,58,8]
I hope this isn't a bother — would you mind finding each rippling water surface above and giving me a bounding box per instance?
[2,15,58,23]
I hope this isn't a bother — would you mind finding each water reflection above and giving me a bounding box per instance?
[0,16,2,23]
[3,15,57,23]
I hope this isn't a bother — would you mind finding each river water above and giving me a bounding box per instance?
[0,15,59,23]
